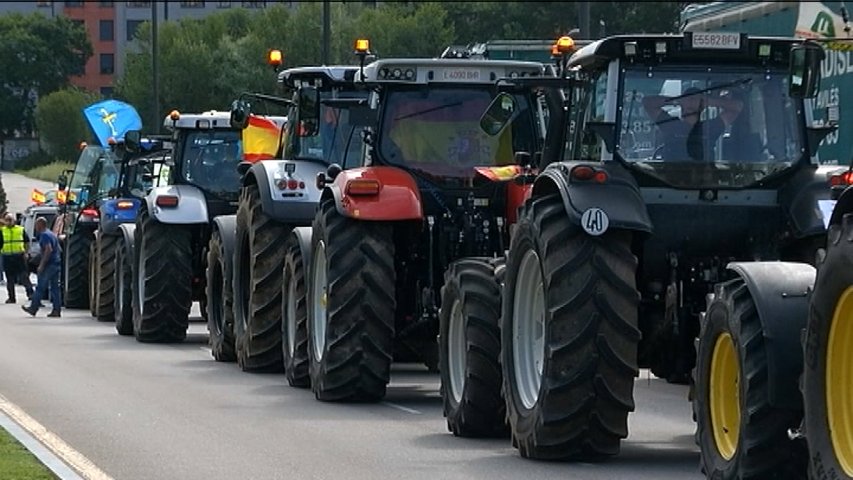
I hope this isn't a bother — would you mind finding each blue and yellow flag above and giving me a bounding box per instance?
[82,100,143,147]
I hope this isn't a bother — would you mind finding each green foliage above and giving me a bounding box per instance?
[36,87,99,163]
[13,150,56,172]
[114,1,685,134]
[18,161,74,184]
[0,13,92,137]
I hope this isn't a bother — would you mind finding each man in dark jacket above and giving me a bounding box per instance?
[22,217,61,317]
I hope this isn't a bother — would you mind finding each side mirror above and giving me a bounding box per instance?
[230,99,251,130]
[57,174,68,191]
[298,86,320,137]
[789,42,825,99]
[480,93,518,136]
[125,130,141,153]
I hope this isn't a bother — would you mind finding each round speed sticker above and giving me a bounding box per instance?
[581,208,609,236]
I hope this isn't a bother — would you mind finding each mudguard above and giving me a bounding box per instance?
[244,160,326,224]
[781,165,838,237]
[828,184,853,227]
[144,185,209,224]
[291,226,313,284]
[324,166,422,221]
[211,214,237,284]
[532,161,653,234]
[99,198,142,236]
[727,261,816,410]
[117,223,136,256]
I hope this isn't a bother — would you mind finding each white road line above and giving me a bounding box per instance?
[381,401,422,415]
[0,393,114,480]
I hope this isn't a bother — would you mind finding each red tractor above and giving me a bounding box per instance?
[301,40,557,409]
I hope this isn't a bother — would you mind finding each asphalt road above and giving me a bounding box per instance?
[0,303,704,480]
[0,171,703,479]
[3,171,54,215]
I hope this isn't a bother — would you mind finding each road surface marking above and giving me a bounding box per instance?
[381,401,421,415]
[0,393,114,480]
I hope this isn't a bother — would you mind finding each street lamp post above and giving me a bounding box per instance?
[152,1,160,135]
[322,0,330,65]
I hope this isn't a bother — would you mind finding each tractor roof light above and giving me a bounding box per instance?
[267,49,283,68]
[655,41,667,55]
[624,41,638,57]
[556,35,575,54]
[550,43,560,58]
[354,38,371,55]
[169,110,181,121]
[78,141,87,151]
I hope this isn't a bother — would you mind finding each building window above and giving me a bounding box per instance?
[99,1,114,6]
[127,20,144,41]
[64,1,83,6]
[127,1,150,7]
[100,87,114,97]
[71,19,84,28]
[100,54,115,74]
[242,1,265,7]
[181,1,205,6]
[218,1,231,7]
[99,20,114,41]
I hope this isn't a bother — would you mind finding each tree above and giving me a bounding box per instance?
[352,3,455,58]
[35,87,99,162]
[0,13,91,137]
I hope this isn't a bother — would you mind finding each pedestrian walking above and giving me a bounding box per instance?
[0,213,32,303]
[22,217,61,317]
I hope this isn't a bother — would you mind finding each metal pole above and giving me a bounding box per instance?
[152,1,159,134]
[322,0,330,65]
[578,1,590,39]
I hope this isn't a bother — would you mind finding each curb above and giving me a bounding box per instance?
[0,409,84,480]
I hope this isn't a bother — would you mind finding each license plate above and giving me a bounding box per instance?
[441,69,481,81]
[692,32,741,50]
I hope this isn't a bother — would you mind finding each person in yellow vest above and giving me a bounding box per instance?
[0,213,32,303]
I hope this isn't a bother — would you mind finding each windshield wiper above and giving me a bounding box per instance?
[667,78,753,102]
[394,102,463,121]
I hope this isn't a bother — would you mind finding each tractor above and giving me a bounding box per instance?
[691,41,853,479]
[54,143,121,309]
[210,65,367,377]
[303,39,553,403]
[124,110,286,343]
[463,33,840,462]
[83,134,171,330]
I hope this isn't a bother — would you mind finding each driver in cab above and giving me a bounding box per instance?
[642,86,743,162]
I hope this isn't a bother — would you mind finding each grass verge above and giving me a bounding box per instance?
[0,425,57,479]
[17,162,73,184]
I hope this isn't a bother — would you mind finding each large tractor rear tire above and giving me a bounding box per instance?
[233,184,288,372]
[93,235,118,322]
[64,230,91,309]
[439,257,506,438]
[694,278,806,478]
[282,236,309,388]
[804,214,853,480]
[132,212,192,343]
[114,239,133,336]
[502,195,640,460]
[308,198,395,402]
[206,229,236,362]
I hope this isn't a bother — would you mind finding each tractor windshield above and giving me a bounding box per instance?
[379,87,537,179]
[616,67,803,188]
[181,129,242,194]
[68,145,119,206]
[292,91,366,168]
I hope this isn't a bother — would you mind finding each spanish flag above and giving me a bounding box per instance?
[31,189,46,204]
[242,115,282,162]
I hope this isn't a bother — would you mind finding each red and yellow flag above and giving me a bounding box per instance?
[31,189,46,204]
[242,115,282,162]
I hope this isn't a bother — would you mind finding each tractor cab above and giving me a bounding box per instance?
[354,55,548,187]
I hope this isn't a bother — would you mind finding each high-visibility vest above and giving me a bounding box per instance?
[0,225,26,255]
